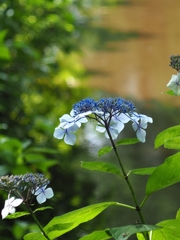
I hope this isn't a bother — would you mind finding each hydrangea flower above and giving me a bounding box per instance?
[32,185,54,204]
[54,97,153,144]
[0,173,54,216]
[167,73,180,95]
[1,196,23,219]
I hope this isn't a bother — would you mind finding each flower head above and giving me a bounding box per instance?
[0,173,53,209]
[169,55,180,71]
[1,196,23,219]
[54,97,152,144]
[167,73,180,95]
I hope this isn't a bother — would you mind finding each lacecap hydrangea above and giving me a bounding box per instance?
[54,97,153,145]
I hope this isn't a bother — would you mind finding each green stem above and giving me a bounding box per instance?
[25,203,50,240]
[106,126,149,240]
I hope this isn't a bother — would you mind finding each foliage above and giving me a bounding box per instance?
[1,0,180,239]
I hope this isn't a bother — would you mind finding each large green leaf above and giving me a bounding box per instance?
[116,138,139,146]
[128,167,156,176]
[98,146,112,157]
[79,230,112,240]
[44,202,117,239]
[81,161,121,176]
[152,219,180,239]
[109,225,160,240]
[146,152,180,196]
[24,232,47,240]
[164,136,180,150]
[155,125,180,149]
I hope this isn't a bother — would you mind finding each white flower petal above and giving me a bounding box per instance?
[1,207,9,219]
[11,198,23,207]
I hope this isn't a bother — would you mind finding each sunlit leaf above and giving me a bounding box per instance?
[81,161,121,176]
[79,229,112,240]
[24,232,47,240]
[146,152,180,196]
[129,167,156,176]
[164,136,180,150]
[6,211,30,219]
[152,219,180,239]
[33,206,53,213]
[116,138,140,146]
[109,224,160,240]
[44,202,117,239]
[155,125,180,149]
[98,146,112,157]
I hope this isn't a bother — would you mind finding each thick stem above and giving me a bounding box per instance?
[106,126,149,240]
[25,203,50,240]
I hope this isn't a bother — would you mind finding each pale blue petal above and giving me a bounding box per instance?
[137,128,146,142]
[34,185,47,195]
[132,122,138,131]
[44,188,54,199]
[96,125,106,133]
[64,132,76,145]
[117,113,130,123]
[37,193,46,204]
[53,128,65,139]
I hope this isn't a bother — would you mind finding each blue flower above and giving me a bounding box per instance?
[54,97,153,144]
[167,73,180,95]
[132,113,153,142]
[33,185,54,204]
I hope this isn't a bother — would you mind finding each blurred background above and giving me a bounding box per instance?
[0,0,180,239]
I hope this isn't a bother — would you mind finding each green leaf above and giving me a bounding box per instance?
[176,209,180,220]
[81,161,121,176]
[146,152,180,196]
[116,138,140,146]
[24,232,47,240]
[98,146,112,157]
[33,206,53,213]
[155,125,180,149]
[164,136,180,150]
[44,202,117,239]
[129,167,156,176]
[152,219,180,240]
[6,211,30,219]
[109,225,161,240]
[79,229,112,240]
[164,90,177,96]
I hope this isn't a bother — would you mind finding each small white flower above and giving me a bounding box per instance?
[33,185,54,204]
[167,73,180,95]
[1,197,23,219]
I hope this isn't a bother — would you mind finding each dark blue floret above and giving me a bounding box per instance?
[73,98,97,116]
[72,97,136,117]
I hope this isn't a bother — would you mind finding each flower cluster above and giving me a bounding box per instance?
[167,55,180,95]
[54,97,153,144]
[169,55,180,71]
[0,173,54,219]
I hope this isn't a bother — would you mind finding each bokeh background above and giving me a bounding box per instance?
[0,0,180,239]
